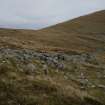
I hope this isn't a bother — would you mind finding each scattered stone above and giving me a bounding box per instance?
[0,48,104,81]
[25,63,36,74]
[64,75,68,80]
[80,73,86,79]
[43,64,48,75]
[91,85,96,88]
[2,60,6,63]
[98,85,105,89]
[57,63,65,70]
[80,86,86,90]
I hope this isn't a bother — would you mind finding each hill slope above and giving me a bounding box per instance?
[0,10,105,53]
[0,10,105,105]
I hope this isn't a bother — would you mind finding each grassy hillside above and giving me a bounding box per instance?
[0,10,105,53]
[0,48,104,105]
[0,10,105,105]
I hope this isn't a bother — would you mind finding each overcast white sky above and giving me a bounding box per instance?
[0,0,105,29]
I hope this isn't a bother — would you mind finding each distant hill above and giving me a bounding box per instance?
[45,10,105,33]
[0,10,105,53]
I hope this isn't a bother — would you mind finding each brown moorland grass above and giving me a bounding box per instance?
[0,10,105,53]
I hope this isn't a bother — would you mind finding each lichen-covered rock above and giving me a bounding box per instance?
[24,63,36,74]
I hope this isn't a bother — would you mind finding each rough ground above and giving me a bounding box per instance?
[0,48,105,105]
[0,10,105,105]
